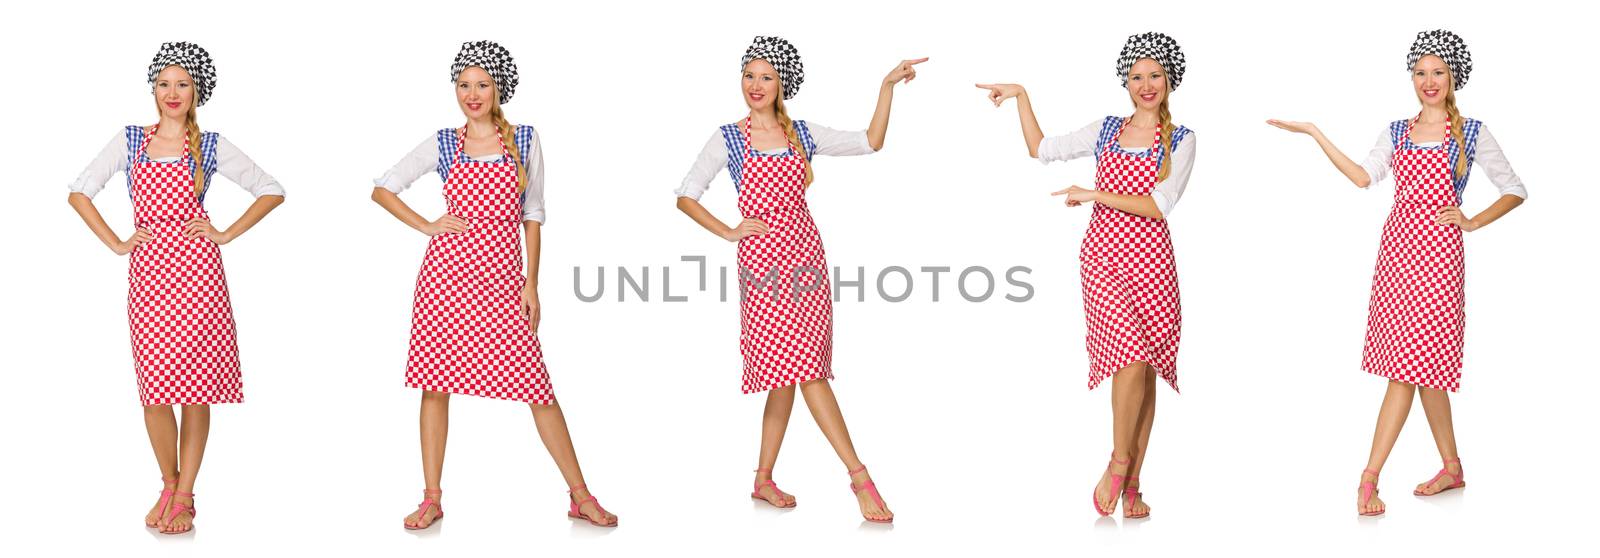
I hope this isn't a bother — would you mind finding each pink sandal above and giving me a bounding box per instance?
[159,490,196,534]
[848,466,892,524]
[145,477,179,528]
[1358,468,1385,516]
[1093,453,1130,517]
[404,489,444,530]
[567,484,617,527]
[1122,476,1149,519]
[1413,457,1465,496]
[751,467,796,509]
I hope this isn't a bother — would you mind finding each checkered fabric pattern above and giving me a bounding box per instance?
[450,41,519,104]
[1387,118,1483,199]
[403,128,554,403]
[1407,30,1473,90]
[146,42,218,107]
[122,126,219,201]
[741,36,805,100]
[1361,119,1471,391]
[1116,32,1186,90]
[1081,116,1187,392]
[730,118,833,393]
[719,120,818,192]
[124,126,242,406]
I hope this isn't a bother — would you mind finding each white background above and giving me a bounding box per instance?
[2,0,1592,555]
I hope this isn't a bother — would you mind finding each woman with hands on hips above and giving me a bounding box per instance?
[66,42,285,535]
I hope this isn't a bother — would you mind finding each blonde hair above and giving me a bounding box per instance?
[1155,95,1176,182]
[772,83,814,187]
[1443,87,1468,180]
[184,104,205,196]
[486,84,528,193]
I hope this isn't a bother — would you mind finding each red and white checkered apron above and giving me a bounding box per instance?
[126,127,242,406]
[1361,119,1465,391]
[403,129,554,403]
[735,118,833,393]
[1080,120,1181,391]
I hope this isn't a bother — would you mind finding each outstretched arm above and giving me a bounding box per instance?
[865,58,928,151]
[975,84,1045,157]
[1266,119,1373,187]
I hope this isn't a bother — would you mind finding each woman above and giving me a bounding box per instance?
[372,40,616,529]
[1268,29,1526,516]
[976,31,1196,519]
[674,36,923,523]
[66,42,286,534]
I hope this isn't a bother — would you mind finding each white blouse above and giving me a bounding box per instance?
[1357,123,1528,199]
[1036,119,1197,218]
[374,129,547,223]
[68,131,285,199]
[675,122,876,200]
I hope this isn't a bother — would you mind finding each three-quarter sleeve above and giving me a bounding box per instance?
[214,135,284,198]
[521,128,547,223]
[1151,132,1197,217]
[1359,128,1395,186]
[1472,124,1527,200]
[67,132,130,199]
[1037,119,1105,164]
[374,135,440,194]
[675,130,727,201]
[805,122,875,156]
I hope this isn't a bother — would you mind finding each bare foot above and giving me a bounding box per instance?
[849,469,893,522]
[145,483,176,528]
[158,493,195,534]
[1357,470,1385,515]
[1094,454,1131,515]
[1414,462,1464,495]
[1123,482,1151,518]
[569,486,618,526]
[403,491,443,530]
[752,472,796,508]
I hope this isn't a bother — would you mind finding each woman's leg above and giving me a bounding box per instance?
[753,385,797,507]
[1124,370,1158,516]
[1096,362,1149,513]
[142,404,179,526]
[1414,388,1463,495]
[529,400,617,526]
[404,390,449,529]
[1359,380,1416,514]
[797,379,892,521]
[161,404,210,533]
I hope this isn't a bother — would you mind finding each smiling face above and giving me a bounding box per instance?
[456,66,496,119]
[1411,54,1452,106]
[1125,58,1169,110]
[741,59,781,111]
[151,65,196,119]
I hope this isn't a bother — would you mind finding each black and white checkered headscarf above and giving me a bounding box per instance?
[450,41,520,104]
[741,36,805,100]
[1407,30,1472,90]
[146,42,217,107]
[1116,32,1186,91]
